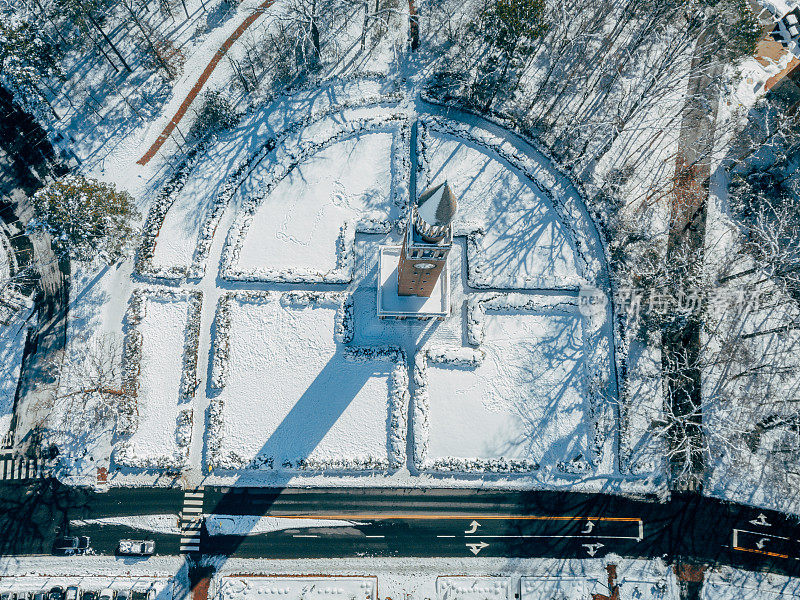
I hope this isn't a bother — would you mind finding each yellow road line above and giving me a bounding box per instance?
[733,546,791,559]
[262,514,642,522]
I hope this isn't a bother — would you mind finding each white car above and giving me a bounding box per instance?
[98,590,114,600]
[117,540,155,556]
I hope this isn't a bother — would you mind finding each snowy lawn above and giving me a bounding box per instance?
[420,126,583,289]
[216,577,376,600]
[115,291,199,469]
[227,128,401,282]
[702,567,800,599]
[414,304,594,473]
[147,84,402,279]
[207,292,407,471]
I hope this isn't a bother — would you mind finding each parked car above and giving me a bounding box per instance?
[48,587,65,600]
[98,590,114,600]
[65,587,78,600]
[115,591,129,600]
[117,540,155,556]
[129,591,146,600]
[1,591,17,600]
[52,537,79,556]
[80,591,98,600]
[33,592,47,600]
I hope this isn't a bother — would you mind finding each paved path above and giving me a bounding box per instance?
[137,0,275,166]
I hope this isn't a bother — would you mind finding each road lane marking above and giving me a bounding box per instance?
[733,529,789,540]
[732,529,797,560]
[583,542,604,557]
[750,513,772,527]
[465,520,480,534]
[464,534,641,540]
[466,541,489,555]
[733,546,792,559]
[365,535,385,539]
[437,535,456,538]
[292,535,319,538]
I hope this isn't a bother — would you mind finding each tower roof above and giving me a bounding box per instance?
[416,181,457,228]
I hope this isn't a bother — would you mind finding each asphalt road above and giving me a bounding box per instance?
[2,482,800,576]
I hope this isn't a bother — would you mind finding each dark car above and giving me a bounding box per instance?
[115,591,129,600]
[49,587,65,600]
[129,591,147,600]
[1,592,17,600]
[77,536,91,554]
[33,592,46,600]
[52,536,79,556]
[81,591,98,600]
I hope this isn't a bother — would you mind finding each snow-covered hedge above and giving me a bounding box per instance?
[344,346,408,469]
[116,286,202,470]
[417,116,599,289]
[220,113,408,283]
[210,291,354,390]
[189,93,406,279]
[134,143,210,280]
[418,96,625,436]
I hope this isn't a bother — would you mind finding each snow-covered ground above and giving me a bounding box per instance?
[34,83,664,494]
[0,557,186,600]
[115,290,199,470]
[207,292,406,471]
[216,577,376,600]
[417,307,593,473]
[702,566,800,599]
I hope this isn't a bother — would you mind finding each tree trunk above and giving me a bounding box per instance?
[86,12,133,72]
[124,1,176,78]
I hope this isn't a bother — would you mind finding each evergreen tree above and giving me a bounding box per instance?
[30,174,141,263]
[0,13,63,118]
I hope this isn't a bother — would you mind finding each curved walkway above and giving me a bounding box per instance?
[136,0,275,166]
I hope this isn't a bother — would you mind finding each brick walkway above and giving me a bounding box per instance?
[137,0,275,166]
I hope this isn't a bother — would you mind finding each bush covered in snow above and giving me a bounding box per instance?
[30,174,140,264]
[189,90,239,142]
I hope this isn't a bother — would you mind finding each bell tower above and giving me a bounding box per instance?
[397,181,458,297]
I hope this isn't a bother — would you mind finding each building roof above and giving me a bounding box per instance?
[416,181,457,227]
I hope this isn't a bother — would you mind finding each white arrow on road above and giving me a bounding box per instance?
[756,538,769,550]
[465,520,481,534]
[582,543,605,557]
[466,541,489,555]
[582,520,595,534]
[750,514,772,527]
